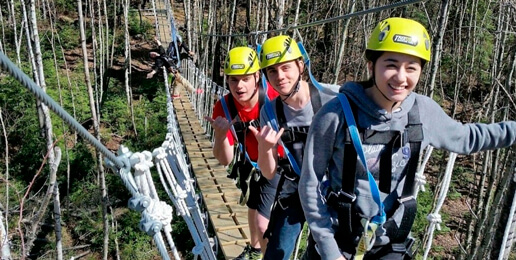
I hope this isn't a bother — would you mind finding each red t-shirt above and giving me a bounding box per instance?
[212,86,278,161]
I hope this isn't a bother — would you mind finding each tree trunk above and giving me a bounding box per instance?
[333,0,355,84]
[427,0,451,99]
[8,0,21,65]
[123,0,137,137]
[0,107,11,260]
[25,0,59,255]
[53,153,63,260]
[77,1,109,258]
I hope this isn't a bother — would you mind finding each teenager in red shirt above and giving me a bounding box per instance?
[206,46,279,259]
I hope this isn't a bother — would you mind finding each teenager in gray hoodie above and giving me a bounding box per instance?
[299,17,516,260]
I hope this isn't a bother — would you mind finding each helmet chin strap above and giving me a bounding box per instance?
[280,62,304,102]
[280,76,301,102]
[246,86,259,102]
[373,78,400,110]
[368,68,399,110]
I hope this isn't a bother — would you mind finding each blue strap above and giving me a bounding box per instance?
[170,19,181,67]
[219,95,259,169]
[258,75,301,176]
[298,42,325,92]
[337,93,386,224]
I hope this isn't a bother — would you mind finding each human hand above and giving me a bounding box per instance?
[204,116,236,138]
[146,71,155,79]
[154,36,161,45]
[248,125,284,152]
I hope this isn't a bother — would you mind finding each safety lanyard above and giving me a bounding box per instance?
[297,42,325,92]
[219,95,259,169]
[337,93,386,224]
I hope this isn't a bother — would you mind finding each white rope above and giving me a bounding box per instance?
[422,152,457,260]
[415,146,434,197]
[498,161,516,260]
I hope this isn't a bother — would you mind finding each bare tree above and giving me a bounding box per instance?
[333,0,356,84]
[8,0,21,65]
[77,0,109,258]
[24,0,61,255]
[0,107,11,260]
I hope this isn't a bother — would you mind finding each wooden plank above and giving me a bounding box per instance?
[173,95,251,259]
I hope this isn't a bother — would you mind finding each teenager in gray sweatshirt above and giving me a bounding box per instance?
[299,17,516,260]
[250,35,339,260]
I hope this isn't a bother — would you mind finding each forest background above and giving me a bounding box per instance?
[0,0,515,259]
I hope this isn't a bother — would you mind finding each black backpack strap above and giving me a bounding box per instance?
[308,83,322,114]
[226,94,245,161]
[258,85,265,110]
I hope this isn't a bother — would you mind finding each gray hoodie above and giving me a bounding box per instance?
[299,81,516,260]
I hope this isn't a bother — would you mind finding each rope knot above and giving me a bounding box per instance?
[426,213,442,223]
[415,173,427,192]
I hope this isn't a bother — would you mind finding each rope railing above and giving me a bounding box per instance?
[422,152,458,260]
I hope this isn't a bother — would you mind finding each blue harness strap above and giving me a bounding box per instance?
[337,93,386,224]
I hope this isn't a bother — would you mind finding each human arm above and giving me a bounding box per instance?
[299,98,346,260]
[154,36,162,47]
[180,42,194,57]
[417,95,516,153]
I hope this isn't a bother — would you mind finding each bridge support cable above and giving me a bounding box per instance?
[0,50,125,170]
[0,49,184,259]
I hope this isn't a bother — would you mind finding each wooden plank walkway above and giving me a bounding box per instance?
[172,93,250,259]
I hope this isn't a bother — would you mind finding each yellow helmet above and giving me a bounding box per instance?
[224,47,260,75]
[366,17,431,62]
[260,35,303,69]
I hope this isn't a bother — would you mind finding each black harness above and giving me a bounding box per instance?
[226,87,265,180]
[264,83,323,239]
[325,97,423,256]
[276,83,322,181]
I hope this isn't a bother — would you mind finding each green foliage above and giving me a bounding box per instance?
[128,12,153,38]
[115,210,161,259]
[413,187,434,236]
[57,25,82,50]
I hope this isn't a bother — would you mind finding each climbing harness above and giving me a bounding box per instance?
[219,88,265,205]
[324,93,423,258]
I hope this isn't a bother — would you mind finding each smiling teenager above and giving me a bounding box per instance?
[299,17,516,260]
[249,35,340,260]
[206,46,279,260]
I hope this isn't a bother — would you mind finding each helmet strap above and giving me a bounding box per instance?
[280,76,301,102]
[280,61,304,102]
[370,61,392,102]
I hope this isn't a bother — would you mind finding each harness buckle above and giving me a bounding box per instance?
[248,119,260,129]
[277,197,289,210]
[338,190,356,203]
[399,195,415,204]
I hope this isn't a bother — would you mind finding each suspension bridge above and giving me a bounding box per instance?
[1,0,516,259]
